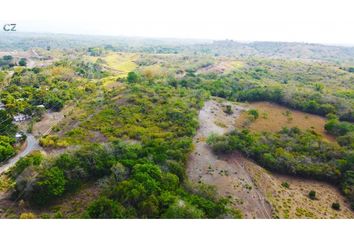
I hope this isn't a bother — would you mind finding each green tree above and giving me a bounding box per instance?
[308,190,316,200]
[247,109,259,121]
[18,58,27,67]
[86,197,127,218]
[32,167,67,205]
[127,71,139,84]
[331,202,341,210]
[224,105,233,115]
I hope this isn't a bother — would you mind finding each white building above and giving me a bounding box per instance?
[13,114,30,122]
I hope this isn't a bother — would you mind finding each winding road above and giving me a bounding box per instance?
[0,134,41,175]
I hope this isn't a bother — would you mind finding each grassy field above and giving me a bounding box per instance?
[104,53,138,77]
[236,101,335,142]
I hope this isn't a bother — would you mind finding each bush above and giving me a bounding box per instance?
[30,167,67,205]
[281,182,290,189]
[247,109,259,121]
[86,197,127,218]
[162,200,204,219]
[308,190,316,200]
[20,212,36,219]
[331,202,341,210]
[224,105,233,115]
[127,72,139,84]
[18,58,27,67]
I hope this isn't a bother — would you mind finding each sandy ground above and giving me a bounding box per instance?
[187,99,273,218]
[187,99,354,218]
[32,107,73,137]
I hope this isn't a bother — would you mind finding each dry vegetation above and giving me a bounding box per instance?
[236,101,335,142]
[241,158,354,218]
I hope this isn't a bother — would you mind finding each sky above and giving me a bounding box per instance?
[1,0,354,45]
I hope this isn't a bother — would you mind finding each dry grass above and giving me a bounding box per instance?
[236,102,335,142]
[242,159,354,218]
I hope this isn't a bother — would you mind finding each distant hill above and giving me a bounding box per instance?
[1,32,354,63]
[203,40,354,62]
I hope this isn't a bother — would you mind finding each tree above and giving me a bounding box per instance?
[127,71,139,84]
[0,110,17,136]
[331,202,341,210]
[86,197,127,218]
[19,58,27,67]
[0,138,15,162]
[111,162,128,182]
[224,105,233,115]
[162,200,204,219]
[308,190,316,200]
[3,55,13,61]
[32,167,67,205]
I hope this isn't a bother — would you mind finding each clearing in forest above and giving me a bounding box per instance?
[236,101,334,142]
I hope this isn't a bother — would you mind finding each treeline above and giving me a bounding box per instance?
[236,86,354,121]
[172,71,354,122]
[325,116,354,149]
[12,140,235,218]
[207,127,354,209]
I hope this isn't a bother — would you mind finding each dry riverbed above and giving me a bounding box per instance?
[187,99,354,218]
[187,99,273,218]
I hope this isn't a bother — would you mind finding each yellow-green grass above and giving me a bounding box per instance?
[104,53,138,77]
[236,101,335,142]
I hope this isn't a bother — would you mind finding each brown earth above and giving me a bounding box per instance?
[236,101,334,142]
[187,99,273,218]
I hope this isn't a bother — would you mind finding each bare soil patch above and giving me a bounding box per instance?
[187,99,273,218]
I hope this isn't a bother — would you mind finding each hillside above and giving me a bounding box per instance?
[0,34,354,219]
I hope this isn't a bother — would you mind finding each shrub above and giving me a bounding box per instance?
[18,58,27,67]
[20,212,36,219]
[127,71,139,84]
[162,200,204,219]
[247,109,259,121]
[86,197,127,219]
[308,190,316,200]
[224,105,233,115]
[31,167,67,205]
[281,182,289,189]
[331,202,341,210]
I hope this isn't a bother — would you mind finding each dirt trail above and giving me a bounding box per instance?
[187,99,273,218]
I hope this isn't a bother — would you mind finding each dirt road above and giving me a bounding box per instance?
[0,134,41,175]
[187,99,273,218]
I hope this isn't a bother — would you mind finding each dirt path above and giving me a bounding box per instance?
[187,99,273,218]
